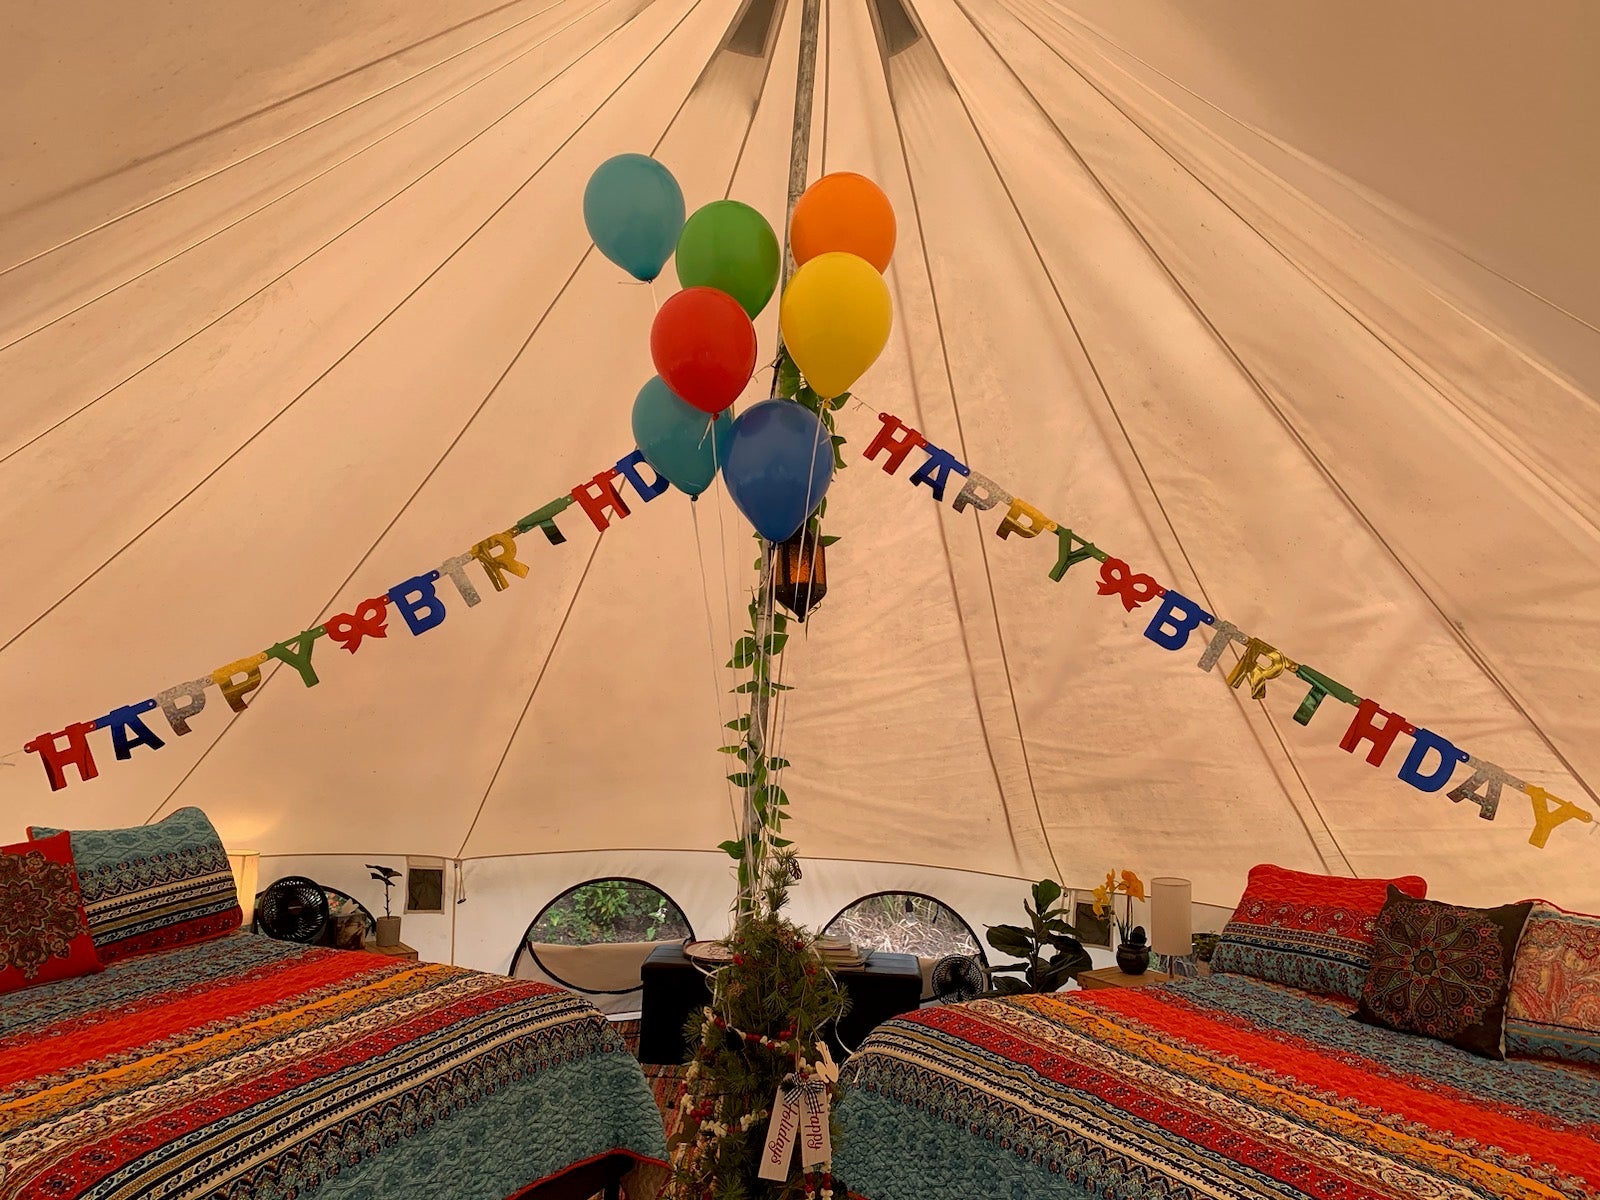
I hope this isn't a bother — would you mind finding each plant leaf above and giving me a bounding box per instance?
[778,356,801,398]
[990,975,1031,995]
[985,925,1035,957]
[819,535,841,547]
[727,772,756,787]
[718,839,746,860]
[724,716,750,732]
[1032,879,1063,912]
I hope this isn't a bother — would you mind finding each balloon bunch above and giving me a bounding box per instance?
[584,156,895,543]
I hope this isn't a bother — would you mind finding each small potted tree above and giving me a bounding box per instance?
[366,864,403,947]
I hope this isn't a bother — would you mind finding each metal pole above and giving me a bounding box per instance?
[740,0,821,911]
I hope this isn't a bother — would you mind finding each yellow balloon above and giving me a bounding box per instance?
[778,252,892,399]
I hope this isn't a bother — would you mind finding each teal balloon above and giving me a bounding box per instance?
[631,377,736,497]
[675,200,781,318]
[583,154,685,282]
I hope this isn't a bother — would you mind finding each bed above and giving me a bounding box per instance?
[833,973,1600,1200]
[0,931,668,1200]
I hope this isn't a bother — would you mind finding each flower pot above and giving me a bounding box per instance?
[375,916,402,948]
[1115,941,1150,976]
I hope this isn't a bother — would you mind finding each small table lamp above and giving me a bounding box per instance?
[227,850,260,921]
[1150,876,1194,976]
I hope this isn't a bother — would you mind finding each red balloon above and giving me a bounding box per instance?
[649,287,757,414]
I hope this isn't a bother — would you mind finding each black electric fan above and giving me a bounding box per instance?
[255,876,331,944]
[931,953,988,1002]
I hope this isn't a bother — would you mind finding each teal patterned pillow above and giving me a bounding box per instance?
[30,807,241,962]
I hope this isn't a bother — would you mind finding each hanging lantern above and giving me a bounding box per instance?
[773,527,827,621]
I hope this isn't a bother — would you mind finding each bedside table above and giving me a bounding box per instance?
[363,941,419,962]
[1077,965,1173,990]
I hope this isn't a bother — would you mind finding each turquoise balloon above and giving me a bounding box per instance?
[632,377,736,497]
[583,154,685,282]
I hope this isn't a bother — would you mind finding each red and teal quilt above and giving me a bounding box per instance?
[0,933,666,1199]
[835,974,1600,1199]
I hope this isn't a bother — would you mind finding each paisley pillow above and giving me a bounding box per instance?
[0,832,103,993]
[30,807,241,963]
[1504,900,1600,1066]
[1355,888,1532,1059]
[1211,864,1428,998]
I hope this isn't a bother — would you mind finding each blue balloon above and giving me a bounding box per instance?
[721,400,834,542]
[583,154,685,282]
[632,376,735,497]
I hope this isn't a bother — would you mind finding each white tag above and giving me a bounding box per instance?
[757,1080,801,1181]
[799,1078,831,1168]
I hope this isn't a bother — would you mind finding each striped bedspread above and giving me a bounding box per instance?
[835,974,1600,1200]
[0,933,666,1199]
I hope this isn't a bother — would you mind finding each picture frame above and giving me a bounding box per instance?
[1075,900,1111,948]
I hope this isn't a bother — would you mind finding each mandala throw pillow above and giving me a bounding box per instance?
[1504,900,1600,1066]
[1355,887,1532,1059]
[1,831,103,994]
[29,807,241,964]
[1210,864,1428,998]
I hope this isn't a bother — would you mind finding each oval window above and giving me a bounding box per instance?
[823,892,984,960]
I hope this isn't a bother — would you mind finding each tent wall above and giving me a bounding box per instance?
[4,1,1597,924]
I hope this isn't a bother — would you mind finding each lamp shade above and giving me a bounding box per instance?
[1149,876,1192,959]
[227,850,260,920]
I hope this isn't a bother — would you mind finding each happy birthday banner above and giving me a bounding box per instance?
[861,412,1595,850]
[22,449,674,792]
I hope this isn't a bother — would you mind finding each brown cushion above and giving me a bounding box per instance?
[1354,886,1531,1059]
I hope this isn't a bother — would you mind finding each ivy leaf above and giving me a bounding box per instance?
[766,757,790,771]
[772,613,789,633]
[733,681,760,694]
[727,771,757,787]
[729,637,757,669]
[770,837,793,848]
[725,715,750,732]
[718,839,746,860]
[717,744,745,756]
[777,355,801,398]
[769,681,794,692]
[763,632,788,655]
[820,535,841,547]
[827,392,851,410]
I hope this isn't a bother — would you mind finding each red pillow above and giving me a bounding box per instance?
[1,831,103,994]
[1211,863,1428,998]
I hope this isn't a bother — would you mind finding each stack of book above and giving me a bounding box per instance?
[814,935,867,969]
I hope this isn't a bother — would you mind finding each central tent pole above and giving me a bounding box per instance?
[739,0,822,913]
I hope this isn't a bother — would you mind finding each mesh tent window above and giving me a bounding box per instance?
[824,891,986,963]
[510,878,693,995]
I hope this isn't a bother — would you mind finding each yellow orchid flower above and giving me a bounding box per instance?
[1121,870,1146,902]
[1091,883,1110,917]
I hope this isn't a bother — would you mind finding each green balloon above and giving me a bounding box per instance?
[674,201,781,319]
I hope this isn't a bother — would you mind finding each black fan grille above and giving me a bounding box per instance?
[257,877,330,944]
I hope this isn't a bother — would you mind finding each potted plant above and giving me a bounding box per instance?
[984,879,1092,994]
[366,864,403,947]
[1093,869,1149,975]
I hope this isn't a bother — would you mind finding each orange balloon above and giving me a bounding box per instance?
[789,172,896,272]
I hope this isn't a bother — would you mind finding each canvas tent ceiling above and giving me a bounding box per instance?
[3,0,1598,969]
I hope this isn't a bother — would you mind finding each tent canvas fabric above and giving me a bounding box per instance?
[3,0,1597,972]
